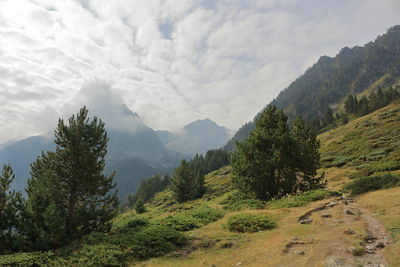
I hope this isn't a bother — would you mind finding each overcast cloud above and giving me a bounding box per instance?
[0,0,399,143]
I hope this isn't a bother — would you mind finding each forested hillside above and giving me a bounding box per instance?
[225,25,400,150]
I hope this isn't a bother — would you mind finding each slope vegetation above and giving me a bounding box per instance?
[135,101,400,266]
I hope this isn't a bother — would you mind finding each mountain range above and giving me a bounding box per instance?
[0,105,231,201]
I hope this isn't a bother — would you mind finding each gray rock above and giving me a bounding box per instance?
[299,218,313,224]
[344,228,355,235]
[326,201,338,207]
[324,257,345,267]
[293,249,305,255]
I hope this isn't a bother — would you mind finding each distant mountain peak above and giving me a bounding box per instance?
[120,104,140,118]
[184,118,226,132]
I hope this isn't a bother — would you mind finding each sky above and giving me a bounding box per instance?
[0,0,399,143]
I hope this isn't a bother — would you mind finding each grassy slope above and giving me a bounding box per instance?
[124,100,400,266]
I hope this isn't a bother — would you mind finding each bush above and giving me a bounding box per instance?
[116,217,149,233]
[223,192,267,211]
[126,225,187,260]
[159,214,200,231]
[225,213,276,233]
[345,174,400,195]
[0,252,54,267]
[267,189,337,209]
[189,207,225,224]
[69,244,126,267]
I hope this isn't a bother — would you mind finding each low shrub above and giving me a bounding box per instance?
[189,207,225,224]
[225,213,276,233]
[345,174,400,195]
[371,160,400,172]
[68,244,126,267]
[325,156,355,167]
[158,214,200,231]
[126,225,187,260]
[115,216,149,233]
[267,190,337,209]
[223,192,267,211]
[0,251,54,267]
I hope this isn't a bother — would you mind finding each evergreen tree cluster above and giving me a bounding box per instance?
[0,166,24,254]
[344,87,400,116]
[126,174,171,208]
[170,149,230,203]
[231,106,325,201]
[0,107,118,253]
[171,160,205,203]
[306,86,400,132]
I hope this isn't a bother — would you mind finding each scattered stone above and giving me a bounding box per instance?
[349,246,364,256]
[321,213,332,218]
[299,218,313,224]
[343,228,355,235]
[364,235,377,242]
[236,262,242,266]
[326,201,338,207]
[345,210,354,215]
[366,245,375,251]
[376,242,385,248]
[293,249,305,255]
[324,257,345,267]
[291,236,299,240]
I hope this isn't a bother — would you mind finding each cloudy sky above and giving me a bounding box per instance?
[0,0,399,143]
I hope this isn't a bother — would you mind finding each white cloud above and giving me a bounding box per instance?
[0,0,399,143]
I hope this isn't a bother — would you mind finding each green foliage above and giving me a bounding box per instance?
[344,174,400,195]
[0,251,54,267]
[188,206,225,224]
[63,244,126,267]
[127,225,187,260]
[267,190,338,209]
[159,214,200,231]
[171,160,205,202]
[223,192,267,211]
[225,213,277,233]
[231,106,325,201]
[113,216,149,233]
[24,106,119,250]
[127,174,170,209]
[134,198,146,214]
[0,165,24,254]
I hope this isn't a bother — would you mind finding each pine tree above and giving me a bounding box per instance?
[344,94,355,114]
[231,106,324,200]
[231,106,295,200]
[171,160,195,202]
[134,198,145,214]
[291,117,326,192]
[0,165,24,254]
[25,107,118,249]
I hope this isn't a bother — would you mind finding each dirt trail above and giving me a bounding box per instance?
[293,196,391,267]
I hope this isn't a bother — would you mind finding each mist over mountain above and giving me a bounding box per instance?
[0,101,232,201]
[0,102,181,201]
[156,119,231,156]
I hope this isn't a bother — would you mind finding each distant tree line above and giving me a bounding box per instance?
[306,86,400,132]
[126,149,230,208]
[344,87,400,116]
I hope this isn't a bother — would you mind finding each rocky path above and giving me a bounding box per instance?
[288,196,391,267]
